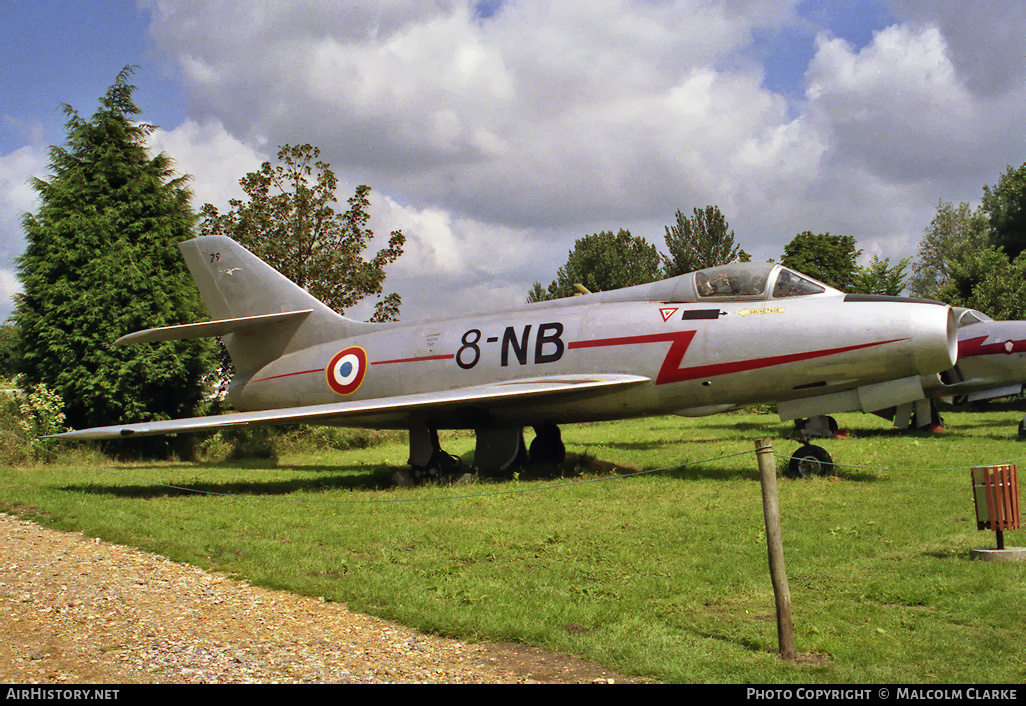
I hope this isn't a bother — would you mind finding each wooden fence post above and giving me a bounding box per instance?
[756,438,795,661]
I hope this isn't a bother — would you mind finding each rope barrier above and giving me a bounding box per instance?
[3,428,755,505]
[777,453,1026,473]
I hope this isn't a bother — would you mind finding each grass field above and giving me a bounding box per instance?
[2,407,1026,683]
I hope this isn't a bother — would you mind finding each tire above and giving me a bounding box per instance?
[529,423,565,464]
[786,445,834,478]
[1018,419,1026,439]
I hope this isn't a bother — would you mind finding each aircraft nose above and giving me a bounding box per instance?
[911,304,958,376]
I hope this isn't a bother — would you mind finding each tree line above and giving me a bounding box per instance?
[529,164,1026,312]
[527,212,911,302]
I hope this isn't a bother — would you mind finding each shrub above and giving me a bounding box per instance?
[11,376,68,462]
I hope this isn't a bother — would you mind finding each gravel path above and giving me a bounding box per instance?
[0,513,635,684]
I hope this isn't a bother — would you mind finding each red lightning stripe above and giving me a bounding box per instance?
[659,338,905,384]
[569,332,906,385]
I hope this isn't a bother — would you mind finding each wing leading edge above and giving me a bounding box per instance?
[46,374,650,441]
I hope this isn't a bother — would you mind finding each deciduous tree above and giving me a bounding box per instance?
[850,256,911,296]
[934,246,1026,320]
[0,323,21,378]
[983,162,1026,260]
[528,230,661,302]
[908,200,992,300]
[780,232,861,291]
[200,145,405,322]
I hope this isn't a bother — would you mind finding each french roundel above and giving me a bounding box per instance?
[326,346,368,395]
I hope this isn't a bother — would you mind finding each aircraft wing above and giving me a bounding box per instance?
[46,374,649,441]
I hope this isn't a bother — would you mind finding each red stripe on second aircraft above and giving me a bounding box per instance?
[959,335,1026,358]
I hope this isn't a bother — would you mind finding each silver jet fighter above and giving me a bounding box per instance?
[50,235,958,477]
[935,312,1026,404]
[916,311,1026,436]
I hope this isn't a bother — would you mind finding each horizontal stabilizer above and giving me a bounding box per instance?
[116,310,313,345]
[46,374,650,441]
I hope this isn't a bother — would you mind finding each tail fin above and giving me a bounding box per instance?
[177,235,379,373]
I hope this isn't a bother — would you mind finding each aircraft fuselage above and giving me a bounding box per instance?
[233,295,955,430]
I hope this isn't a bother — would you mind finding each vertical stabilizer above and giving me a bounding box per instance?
[178,235,378,373]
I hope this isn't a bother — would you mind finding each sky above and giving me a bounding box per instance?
[2,0,1025,323]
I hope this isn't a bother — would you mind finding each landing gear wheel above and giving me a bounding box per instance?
[1018,419,1026,439]
[475,427,526,476]
[411,450,462,482]
[786,444,833,478]
[407,424,462,483]
[529,423,566,464]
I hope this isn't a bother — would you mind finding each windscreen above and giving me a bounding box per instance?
[771,269,826,298]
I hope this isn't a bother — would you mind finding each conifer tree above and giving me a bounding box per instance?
[13,67,215,451]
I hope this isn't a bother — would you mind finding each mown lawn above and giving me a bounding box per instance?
[2,407,1025,683]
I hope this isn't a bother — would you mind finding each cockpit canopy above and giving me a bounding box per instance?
[536,262,839,307]
[693,262,829,300]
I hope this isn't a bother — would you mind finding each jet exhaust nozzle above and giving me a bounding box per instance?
[911,304,958,376]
